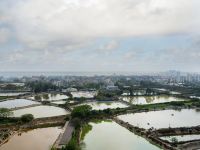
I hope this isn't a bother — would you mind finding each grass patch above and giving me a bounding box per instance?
[63,128,81,150]
[0,96,11,100]
[0,117,20,125]
[90,119,112,124]
[81,124,92,140]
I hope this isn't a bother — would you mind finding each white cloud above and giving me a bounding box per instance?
[9,53,24,63]
[1,0,199,50]
[98,40,119,54]
[0,28,10,43]
[0,0,200,72]
[124,52,136,59]
[102,40,119,50]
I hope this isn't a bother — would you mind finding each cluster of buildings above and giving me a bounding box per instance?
[0,71,200,92]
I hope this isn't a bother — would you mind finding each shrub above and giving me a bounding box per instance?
[20,114,34,123]
[71,105,92,119]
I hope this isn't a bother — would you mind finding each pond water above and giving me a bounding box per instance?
[118,109,200,129]
[160,134,200,142]
[71,91,97,98]
[0,93,27,96]
[30,93,68,101]
[51,100,66,104]
[122,91,146,96]
[170,91,181,95]
[12,105,69,118]
[0,127,62,150]
[81,121,160,150]
[120,95,187,105]
[190,96,200,100]
[74,101,128,110]
[0,99,40,109]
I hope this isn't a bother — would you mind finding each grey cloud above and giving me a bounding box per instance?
[97,40,119,54]
[0,27,11,43]
[0,0,200,72]
[1,0,199,51]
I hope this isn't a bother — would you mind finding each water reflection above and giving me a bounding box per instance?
[75,101,128,110]
[120,95,187,105]
[71,91,97,98]
[30,93,68,101]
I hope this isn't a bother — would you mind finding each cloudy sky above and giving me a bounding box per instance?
[0,0,200,73]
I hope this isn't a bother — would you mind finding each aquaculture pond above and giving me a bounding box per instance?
[120,95,187,105]
[74,101,128,110]
[30,93,68,101]
[51,100,66,104]
[0,93,27,96]
[0,127,62,150]
[121,91,146,96]
[160,134,200,142]
[71,91,97,98]
[117,109,200,129]
[81,121,160,150]
[0,99,40,109]
[12,105,69,118]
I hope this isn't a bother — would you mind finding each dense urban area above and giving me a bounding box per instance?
[0,71,200,150]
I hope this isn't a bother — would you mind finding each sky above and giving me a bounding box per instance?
[0,0,200,73]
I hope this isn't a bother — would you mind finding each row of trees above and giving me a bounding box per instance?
[26,81,57,93]
[95,90,121,100]
[0,108,34,123]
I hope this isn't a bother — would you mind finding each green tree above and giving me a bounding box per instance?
[42,94,49,100]
[171,137,178,143]
[71,105,92,119]
[66,92,73,99]
[34,95,41,100]
[20,114,34,122]
[146,88,153,95]
[26,81,57,93]
[71,118,82,129]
